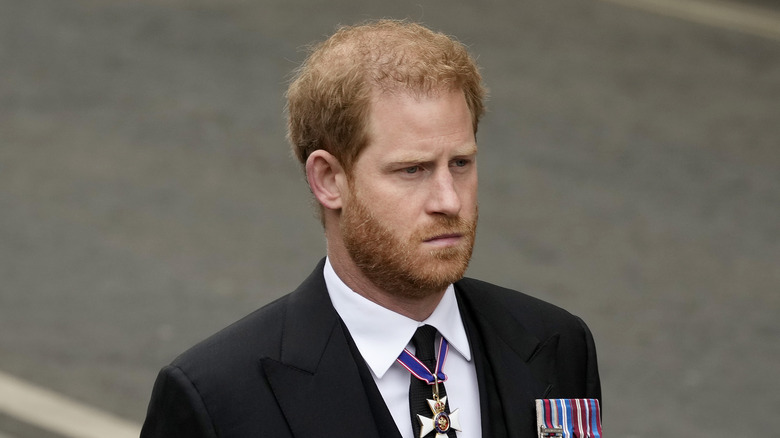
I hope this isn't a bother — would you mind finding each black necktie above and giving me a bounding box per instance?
[409,325,457,438]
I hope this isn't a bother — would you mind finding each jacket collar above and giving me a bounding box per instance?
[260,259,386,437]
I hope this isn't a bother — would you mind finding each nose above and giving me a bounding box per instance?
[426,170,462,217]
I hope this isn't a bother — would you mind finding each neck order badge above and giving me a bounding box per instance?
[535,398,602,438]
[397,335,462,438]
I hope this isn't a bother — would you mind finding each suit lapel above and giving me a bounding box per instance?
[456,279,560,438]
[261,261,381,437]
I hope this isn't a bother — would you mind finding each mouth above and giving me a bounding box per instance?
[423,233,463,246]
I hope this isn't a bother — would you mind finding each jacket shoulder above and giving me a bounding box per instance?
[171,293,290,372]
[142,294,296,437]
[456,277,591,340]
[457,277,577,317]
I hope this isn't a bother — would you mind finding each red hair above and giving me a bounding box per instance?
[286,19,487,174]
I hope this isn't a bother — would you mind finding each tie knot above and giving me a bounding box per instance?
[411,324,438,364]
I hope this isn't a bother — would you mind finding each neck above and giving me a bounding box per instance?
[327,245,446,322]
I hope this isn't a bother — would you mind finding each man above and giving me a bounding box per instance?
[141,20,601,438]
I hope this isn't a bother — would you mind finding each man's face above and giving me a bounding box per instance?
[340,89,479,298]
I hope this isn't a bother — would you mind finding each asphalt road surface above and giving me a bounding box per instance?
[2,0,779,437]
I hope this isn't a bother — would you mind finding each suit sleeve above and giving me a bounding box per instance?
[141,365,218,438]
[577,316,603,404]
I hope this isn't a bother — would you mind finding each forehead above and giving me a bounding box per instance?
[363,89,476,158]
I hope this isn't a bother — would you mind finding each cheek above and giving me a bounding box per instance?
[359,181,417,215]
[458,178,479,208]
[373,200,424,241]
[379,201,417,231]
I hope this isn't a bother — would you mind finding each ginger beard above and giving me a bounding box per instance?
[341,190,477,299]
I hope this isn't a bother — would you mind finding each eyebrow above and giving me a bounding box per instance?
[389,144,478,165]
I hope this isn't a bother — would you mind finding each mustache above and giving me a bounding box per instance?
[416,216,477,241]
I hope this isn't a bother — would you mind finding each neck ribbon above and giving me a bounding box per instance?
[396,334,449,385]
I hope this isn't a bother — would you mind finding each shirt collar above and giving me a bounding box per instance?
[324,257,472,379]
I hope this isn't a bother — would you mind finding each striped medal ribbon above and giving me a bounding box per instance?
[535,398,602,438]
[396,336,449,385]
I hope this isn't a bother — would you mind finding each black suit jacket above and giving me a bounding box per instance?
[141,260,601,437]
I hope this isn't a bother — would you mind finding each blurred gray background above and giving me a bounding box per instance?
[1,0,779,437]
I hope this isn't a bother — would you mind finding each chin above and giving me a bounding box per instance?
[401,257,471,296]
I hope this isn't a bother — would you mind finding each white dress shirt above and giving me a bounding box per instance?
[324,258,482,438]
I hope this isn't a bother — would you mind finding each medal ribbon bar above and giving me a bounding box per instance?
[535,398,602,438]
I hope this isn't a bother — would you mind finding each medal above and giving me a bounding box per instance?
[397,335,462,438]
[417,394,462,437]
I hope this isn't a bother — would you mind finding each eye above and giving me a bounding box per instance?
[404,166,421,174]
[452,159,470,167]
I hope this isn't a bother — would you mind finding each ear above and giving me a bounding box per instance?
[305,150,347,210]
